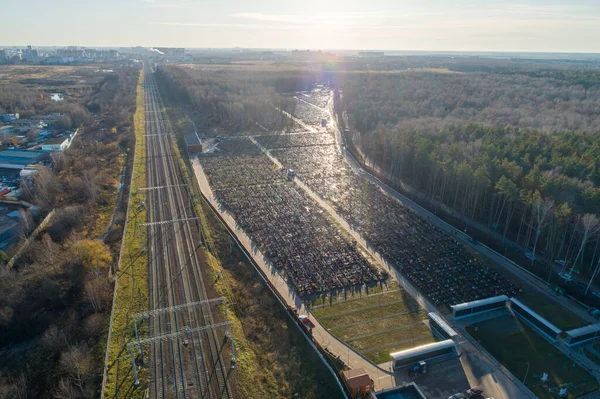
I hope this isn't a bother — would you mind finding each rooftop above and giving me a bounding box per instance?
[43,136,69,145]
[0,149,48,166]
[342,368,371,390]
[184,132,201,145]
[373,383,427,399]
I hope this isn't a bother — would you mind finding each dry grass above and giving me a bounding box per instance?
[103,70,149,399]
[311,286,434,364]
[0,65,102,86]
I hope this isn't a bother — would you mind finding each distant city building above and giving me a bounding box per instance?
[290,50,337,61]
[57,48,86,59]
[83,48,119,59]
[21,45,40,61]
[154,47,185,57]
[0,49,7,61]
[358,51,384,57]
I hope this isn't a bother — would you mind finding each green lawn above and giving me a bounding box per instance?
[519,294,588,331]
[584,348,600,366]
[467,316,598,399]
[311,286,434,364]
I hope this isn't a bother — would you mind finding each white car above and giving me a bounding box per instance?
[558,272,573,282]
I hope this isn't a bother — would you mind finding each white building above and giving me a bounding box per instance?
[41,137,70,152]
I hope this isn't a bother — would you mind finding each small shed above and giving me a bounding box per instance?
[342,368,372,398]
[184,132,202,153]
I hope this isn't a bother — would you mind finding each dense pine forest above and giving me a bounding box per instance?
[335,68,600,290]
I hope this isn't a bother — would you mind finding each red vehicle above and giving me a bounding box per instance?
[298,315,315,329]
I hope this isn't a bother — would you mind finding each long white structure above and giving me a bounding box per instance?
[509,298,562,341]
[565,324,600,346]
[428,312,458,340]
[391,340,456,369]
[451,295,509,319]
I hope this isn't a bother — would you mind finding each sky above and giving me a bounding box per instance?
[1,0,600,52]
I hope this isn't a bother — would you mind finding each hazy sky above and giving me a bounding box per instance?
[1,0,599,52]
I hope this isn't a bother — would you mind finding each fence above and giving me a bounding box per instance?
[7,209,55,269]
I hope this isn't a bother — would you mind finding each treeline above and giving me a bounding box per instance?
[337,70,600,289]
[0,66,139,398]
[156,65,327,131]
[338,72,600,134]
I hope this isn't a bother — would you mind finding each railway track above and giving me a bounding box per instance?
[142,63,231,399]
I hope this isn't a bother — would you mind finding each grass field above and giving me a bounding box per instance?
[103,70,149,398]
[519,293,588,331]
[311,283,435,364]
[467,315,598,399]
[0,65,102,86]
[584,348,600,366]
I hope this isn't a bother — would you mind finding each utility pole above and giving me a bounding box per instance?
[523,362,530,384]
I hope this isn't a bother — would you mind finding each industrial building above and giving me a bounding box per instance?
[342,368,373,398]
[451,295,509,319]
[391,340,456,369]
[428,312,459,340]
[41,136,70,152]
[0,149,49,180]
[509,298,562,341]
[565,324,600,346]
[184,132,203,153]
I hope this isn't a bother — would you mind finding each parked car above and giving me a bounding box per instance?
[558,272,573,282]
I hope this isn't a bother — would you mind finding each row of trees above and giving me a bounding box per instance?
[338,69,600,290]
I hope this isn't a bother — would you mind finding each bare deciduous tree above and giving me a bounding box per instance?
[530,193,554,266]
[31,166,60,211]
[568,213,600,275]
[55,378,79,399]
[84,274,109,312]
[59,343,93,393]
